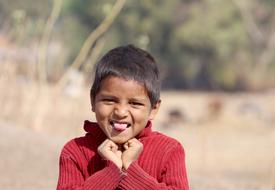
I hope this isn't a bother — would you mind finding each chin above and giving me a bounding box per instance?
[111,136,129,145]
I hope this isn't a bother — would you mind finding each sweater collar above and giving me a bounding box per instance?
[83,120,152,139]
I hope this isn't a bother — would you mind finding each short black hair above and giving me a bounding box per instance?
[90,44,160,106]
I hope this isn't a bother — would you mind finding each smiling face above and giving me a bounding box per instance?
[92,76,160,144]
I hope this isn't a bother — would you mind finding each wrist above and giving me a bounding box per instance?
[123,161,133,169]
[107,160,122,170]
[115,161,123,170]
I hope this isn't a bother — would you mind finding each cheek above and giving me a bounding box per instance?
[132,109,151,121]
[94,104,111,118]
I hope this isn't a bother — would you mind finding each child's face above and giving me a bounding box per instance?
[92,76,160,144]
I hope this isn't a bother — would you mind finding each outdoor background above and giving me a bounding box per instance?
[0,0,275,189]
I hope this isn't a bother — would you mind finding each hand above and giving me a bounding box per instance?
[122,138,143,169]
[98,139,122,169]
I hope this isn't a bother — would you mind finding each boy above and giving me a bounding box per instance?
[57,45,189,189]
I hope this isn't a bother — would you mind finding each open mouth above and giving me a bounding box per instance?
[110,121,131,131]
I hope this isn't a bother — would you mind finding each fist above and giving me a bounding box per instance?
[122,138,143,169]
[98,139,122,169]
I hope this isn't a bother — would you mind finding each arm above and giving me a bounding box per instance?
[57,155,126,190]
[119,143,189,190]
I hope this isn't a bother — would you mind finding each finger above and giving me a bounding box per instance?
[127,138,139,147]
[100,139,109,147]
[115,150,122,158]
[108,141,118,152]
[98,139,109,151]
[123,142,129,150]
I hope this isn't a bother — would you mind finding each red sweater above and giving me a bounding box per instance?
[57,121,189,190]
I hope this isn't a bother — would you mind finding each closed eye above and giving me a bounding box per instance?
[102,98,116,104]
[130,101,144,106]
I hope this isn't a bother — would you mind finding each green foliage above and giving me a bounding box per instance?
[1,0,275,90]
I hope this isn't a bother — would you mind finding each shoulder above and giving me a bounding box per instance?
[150,131,182,145]
[60,136,85,156]
[143,131,184,153]
[59,121,106,159]
[60,134,95,158]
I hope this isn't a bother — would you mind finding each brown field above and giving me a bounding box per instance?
[0,80,275,189]
[159,92,275,190]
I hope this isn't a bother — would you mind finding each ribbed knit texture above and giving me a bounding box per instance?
[57,121,189,190]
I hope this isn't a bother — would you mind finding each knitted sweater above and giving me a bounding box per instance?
[57,121,189,190]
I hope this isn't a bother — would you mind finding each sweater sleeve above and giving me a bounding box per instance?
[118,143,189,190]
[57,155,126,190]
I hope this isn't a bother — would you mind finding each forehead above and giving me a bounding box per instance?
[98,76,149,98]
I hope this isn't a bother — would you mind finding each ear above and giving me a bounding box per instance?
[149,99,161,120]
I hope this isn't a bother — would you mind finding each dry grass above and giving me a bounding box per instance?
[1,70,275,189]
[158,92,275,190]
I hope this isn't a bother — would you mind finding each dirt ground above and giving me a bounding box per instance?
[0,123,64,190]
[1,91,275,190]
[158,92,275,190]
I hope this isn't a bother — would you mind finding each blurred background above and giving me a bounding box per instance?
[0,0,275,189]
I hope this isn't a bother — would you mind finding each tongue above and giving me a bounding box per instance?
[113,123,128,131]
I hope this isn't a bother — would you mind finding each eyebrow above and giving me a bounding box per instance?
[129,97,147,102]
[98,94,117,99]
[98,92,147,102]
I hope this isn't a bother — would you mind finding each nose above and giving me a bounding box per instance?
[113,104,128,118]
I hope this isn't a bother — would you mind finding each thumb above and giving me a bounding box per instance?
[115,150,122,158]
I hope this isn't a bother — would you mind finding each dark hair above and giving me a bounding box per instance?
[90,44,160,106]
